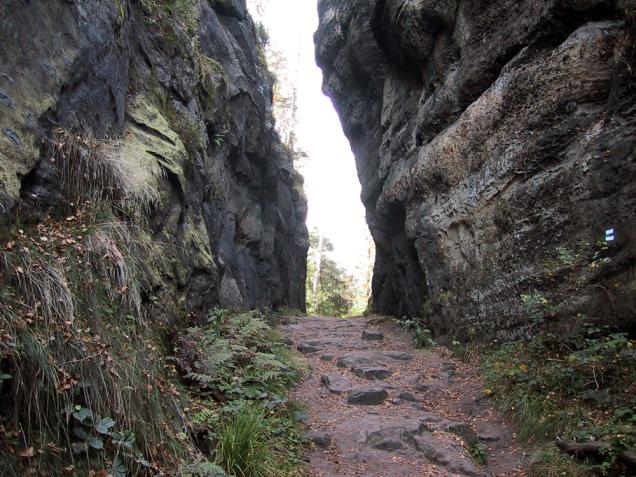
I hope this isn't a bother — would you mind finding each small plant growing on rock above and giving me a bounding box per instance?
[49,128,160,214]
[557,247,578,266]
[400,317,436,349]
[212,132,225,149]
[589,238,612,270]
[469,442,488,466]
[255,22,270,48]
[520,292,554,324]
[619,0,636,18]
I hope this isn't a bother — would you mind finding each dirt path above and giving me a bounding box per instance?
[282,316,528,477]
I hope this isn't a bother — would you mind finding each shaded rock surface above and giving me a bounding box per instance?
[336,350,412,368]
[284,316,526,476]
[352,366,393,380]
[315,0,636,340]
[362,328,384,340]
[321,372,352,394]
[306,430,332,449]
[347,385,389,405]
[0,0,308,319]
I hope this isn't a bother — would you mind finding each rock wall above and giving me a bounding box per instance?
[316,0,636,341]
[0,0,308,318]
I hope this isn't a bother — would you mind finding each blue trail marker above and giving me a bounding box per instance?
[605,229,615,242]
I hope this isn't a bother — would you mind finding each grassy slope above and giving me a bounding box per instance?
[0,209,307,475]
[454,327,636,477]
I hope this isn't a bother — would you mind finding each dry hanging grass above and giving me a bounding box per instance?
[51,128,161,213]
[1,250,75,327]
[84,222,143,320]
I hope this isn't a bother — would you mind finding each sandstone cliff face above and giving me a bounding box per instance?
[316,0,636,340]
[0,0,308,317]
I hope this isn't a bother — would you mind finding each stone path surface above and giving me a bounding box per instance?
[282,316,528,477]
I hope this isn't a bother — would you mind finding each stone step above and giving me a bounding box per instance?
[321,373,352,394]
[362,329,384,341]
[347,385,389,405]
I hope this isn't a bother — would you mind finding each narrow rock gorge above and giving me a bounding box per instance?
[1,0,636,475]
[315,0,636,341]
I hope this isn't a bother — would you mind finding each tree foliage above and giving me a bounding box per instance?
[306,229,354,317]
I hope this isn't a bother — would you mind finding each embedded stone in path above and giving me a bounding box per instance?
[351,366,393,380]
[442,421,479,446]
[362,329,384,341]
[475,421,507,442]
[297,341,320,354]
[365,419,428,451]
[306,430,332,449]
[413,434,485,477]
[347,385,389,405]
[397,391,418,402]
[319,353,335,361]
[336,351,412,369]
[321,373,352,394]
[382,351,413,360]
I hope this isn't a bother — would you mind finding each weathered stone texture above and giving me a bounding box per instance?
[316,0,636,340]
[0,0,308,317]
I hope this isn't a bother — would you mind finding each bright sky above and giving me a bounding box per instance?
[247,0,372,274]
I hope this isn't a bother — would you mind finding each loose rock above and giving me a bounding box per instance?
[351,366,393,380]
[297,342,320,354]
[347,386,389,405]
[397,391,418,402]
[321,373,352,394]
[362,329,384,341]
[306,430,332,449]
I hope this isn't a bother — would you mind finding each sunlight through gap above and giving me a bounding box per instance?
[247,0,374,316]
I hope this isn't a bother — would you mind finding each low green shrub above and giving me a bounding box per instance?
[399,317,436,349]
[178,311,303,400]
[481,324,636,475]
[469,442,488,466]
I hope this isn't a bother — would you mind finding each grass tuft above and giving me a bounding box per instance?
[51,128,161,215]
[215,405,274,477]
[84,222,144,320]
[1,249,75,327]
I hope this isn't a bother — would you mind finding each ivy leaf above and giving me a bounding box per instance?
[111,457,128,477]
[85,435,104,450]
[112,430,135,449]
[73,426,88,440]
[72,407,93,423]
[95,417,116,435]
